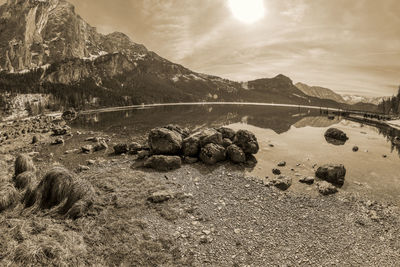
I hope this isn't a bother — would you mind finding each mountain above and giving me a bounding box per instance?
[0,0,377,112]
[342,95,386,105]
[295,82,346,103]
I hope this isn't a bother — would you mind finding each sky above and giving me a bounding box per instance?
[2,0,400,97]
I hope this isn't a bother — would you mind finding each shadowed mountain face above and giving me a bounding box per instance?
[0,0,378,111]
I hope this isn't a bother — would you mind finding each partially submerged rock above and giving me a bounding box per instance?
[62,108,78,121]
[234,130,259,154]
[317,181,338,195]
[272,168,281,175]
[199,143,226,165]
[315,164,346,187]
[144,155,182,171]
[324,128,348,145]
[148,128,182,155]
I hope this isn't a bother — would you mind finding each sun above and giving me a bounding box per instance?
[228,0,266,24]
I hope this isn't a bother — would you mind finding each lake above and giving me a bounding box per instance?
[71,104,400,203]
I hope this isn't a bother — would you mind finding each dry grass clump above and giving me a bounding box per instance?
[13,171,37,190]
[14,154,36,177]
[0,218,87,266]
[25,166,96,219]
[0,183,19,212]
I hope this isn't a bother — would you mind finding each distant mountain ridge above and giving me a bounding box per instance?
[295,82,385,106]
[0,0,378,112]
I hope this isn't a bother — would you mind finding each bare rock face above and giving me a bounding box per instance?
[199,143,226,165]
[144,155,182,172]
[315,164,346,187]
[226,144,246,164]
[234,130,259,154]
[148,128,183,155]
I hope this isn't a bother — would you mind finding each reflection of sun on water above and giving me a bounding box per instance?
[228,0,266,24]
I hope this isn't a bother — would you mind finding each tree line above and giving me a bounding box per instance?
[378,86,400,115]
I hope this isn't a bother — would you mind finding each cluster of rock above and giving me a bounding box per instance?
[0,115,61,144]
[268,162,346,196]
[115,124,259,171]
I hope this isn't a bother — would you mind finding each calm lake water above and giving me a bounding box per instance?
[71,104,400,203]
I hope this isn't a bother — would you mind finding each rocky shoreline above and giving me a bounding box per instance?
[0,117,399,266]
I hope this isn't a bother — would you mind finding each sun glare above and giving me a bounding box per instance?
[228,0,266,24]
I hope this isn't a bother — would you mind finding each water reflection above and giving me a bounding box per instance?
[72,104,400,156]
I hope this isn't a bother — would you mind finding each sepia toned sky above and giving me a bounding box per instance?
[2,0,400,96]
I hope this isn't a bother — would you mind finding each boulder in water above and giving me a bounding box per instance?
[234,130,259,154]
[324,128,348,142]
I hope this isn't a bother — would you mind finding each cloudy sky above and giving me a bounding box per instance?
[3,0,399,96]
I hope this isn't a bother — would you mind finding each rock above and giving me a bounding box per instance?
[164,124,190,138]
[216,127,236,140]
[198,128,223,147]
[144,155,182,171]
[245,154,258,167]
[272,168,281,175]
[269,176,292,191]
[128,142,142,154]
[317,181,338,195]
[315,164,346,187]
[52,126,70,136]
[324,128,348,142]
[226,144,246,164]
[148,128,183,155]
[383,154,387,158]
[277,161,286,167]
[222,138,233,148]
[78,165,90,172]
[94,140,108,151]
[65,149,79,154]
[52,137,64,145]
[114,144,128,155]
[299,176,314,185]
[81,145,94,154]
[352,146,359,152]
[199,143,226,165]
[87,160,96,166]
[182,136,200,157]
[148,190,174,203]
[234,130,259,154]
[137,150,151,160]
[85,137,99,142]
[183,157,199,164]
[62,108,77,121]
[32,135,38,144]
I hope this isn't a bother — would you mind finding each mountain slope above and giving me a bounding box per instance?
[0,0,377,112]
[295,82,346,103]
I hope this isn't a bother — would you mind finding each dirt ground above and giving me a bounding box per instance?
[0,126,399,266]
